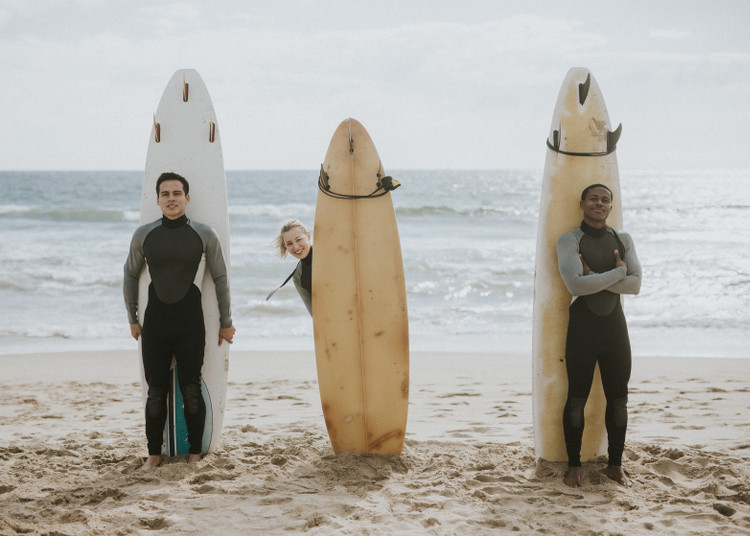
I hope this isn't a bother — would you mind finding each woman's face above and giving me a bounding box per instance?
[282,227,311,260]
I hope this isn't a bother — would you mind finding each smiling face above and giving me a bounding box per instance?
[156,179,190,220]
[580,186,612,228]
[282,227,312,260]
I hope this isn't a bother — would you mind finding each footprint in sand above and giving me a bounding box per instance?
[139,517,171,530]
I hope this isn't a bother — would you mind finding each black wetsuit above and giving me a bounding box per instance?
[556,221,641,467]
[123,214,231,455]
[293,247,313,316]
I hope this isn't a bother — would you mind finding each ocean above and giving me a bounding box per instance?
[1,169,748,358]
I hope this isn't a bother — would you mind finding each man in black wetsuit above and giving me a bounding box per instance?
[123,172,235,471]
[556,184,642,487]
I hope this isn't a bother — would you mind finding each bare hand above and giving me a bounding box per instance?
[219,325,236,345]
[130,323,142,341]
[614,249,627,271]
[579,254,591,275]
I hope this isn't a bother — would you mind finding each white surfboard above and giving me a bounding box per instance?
[138,69,230,455]
[532,68,623,462]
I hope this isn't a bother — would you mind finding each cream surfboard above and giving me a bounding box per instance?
[312,118,409,455]
[532,68,623,462]
[139,69,230,456]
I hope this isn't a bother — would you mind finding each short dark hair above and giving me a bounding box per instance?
[580,183,612,200]
[156,172,189,195]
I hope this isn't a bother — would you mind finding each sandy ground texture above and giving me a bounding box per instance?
[1,350,749,535]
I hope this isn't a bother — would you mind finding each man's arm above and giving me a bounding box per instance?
[606,231,642,295]
[202,227,232,329]
[199,224,235,345]
[123,230,146,326]
[557,231,626,296]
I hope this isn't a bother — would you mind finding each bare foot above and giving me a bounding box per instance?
[140,455,162,472]
[188,453,202,464]
[563,466,581,487]
[603,465,632,487]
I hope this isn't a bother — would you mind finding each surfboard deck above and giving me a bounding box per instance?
[312,118,409,455]
[532,68,623,462]
[138,68,230,456]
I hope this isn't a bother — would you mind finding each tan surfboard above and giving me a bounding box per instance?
[532,68,623,462]
[312,118,409,455]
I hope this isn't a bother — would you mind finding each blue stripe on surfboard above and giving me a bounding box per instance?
[164,366,180,456]
[162,364,214,456]
[165,367,173,456]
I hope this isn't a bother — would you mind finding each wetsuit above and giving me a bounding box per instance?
[556,221,641,467]
[123,214,232,456]
[292,247,313,316]
[265,247,312,316]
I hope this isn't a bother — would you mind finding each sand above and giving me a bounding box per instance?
[1,350,749,535]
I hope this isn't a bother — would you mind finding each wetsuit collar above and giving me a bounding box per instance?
[162,214,188,228]
[580,220,609,239]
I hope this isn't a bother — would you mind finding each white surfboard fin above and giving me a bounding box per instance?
[578,73,591,105]
[607,123,623,153]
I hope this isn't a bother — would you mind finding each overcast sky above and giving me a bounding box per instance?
[1,0,749,171]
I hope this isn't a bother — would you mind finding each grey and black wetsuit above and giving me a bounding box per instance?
[557,221,641,467]
[292,247,313,316]
[123,214,232,456]
[266,247,312,316]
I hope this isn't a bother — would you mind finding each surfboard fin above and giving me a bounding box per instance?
[607,123,622,152]
[346,120,355,153]
[319,165,331,191]
[182,73,189,102]
[551,129,561,150]
[153,113,161,143]
[578,73,591,105]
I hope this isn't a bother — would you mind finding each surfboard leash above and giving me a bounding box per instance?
[317,164,401,200]
[546,123,622,157]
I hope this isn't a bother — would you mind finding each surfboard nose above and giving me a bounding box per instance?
[547,68,620,156]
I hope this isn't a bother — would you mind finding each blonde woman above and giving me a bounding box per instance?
[267,219,312,315]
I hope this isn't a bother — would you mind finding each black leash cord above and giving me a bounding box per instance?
[317,165,400,200]
[546,139,617,157]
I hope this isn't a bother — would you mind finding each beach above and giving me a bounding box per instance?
[3,1,750,533]
[1,350,748,535]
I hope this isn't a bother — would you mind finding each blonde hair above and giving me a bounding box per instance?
[276,219,309,258]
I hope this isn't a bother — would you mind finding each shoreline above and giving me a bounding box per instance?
[2,322,749,360]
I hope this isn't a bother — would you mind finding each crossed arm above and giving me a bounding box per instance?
[556,230,642,297]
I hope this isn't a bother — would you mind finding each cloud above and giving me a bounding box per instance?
[649,29,691,41]
[1,2,749,170]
